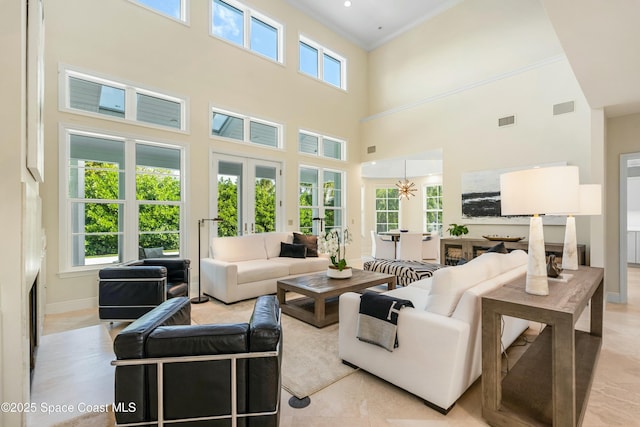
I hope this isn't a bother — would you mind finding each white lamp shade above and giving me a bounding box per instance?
[578,184,602,216]
[500,166,580,216]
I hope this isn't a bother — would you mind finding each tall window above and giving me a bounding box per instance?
[131,0,187,21]
[375,188,399,232]
[299,36,347,90]
[63,68,187,131]
[298,130,345,160]
[424,184,443,235]
[211,0,283,63]
[299,166,345,235]
[62,128,185,269]
[211,107,282,148]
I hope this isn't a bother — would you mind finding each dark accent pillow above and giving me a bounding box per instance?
[486,242,508,254]
[293,232,318,257]
[456,258,468,266]
[279,242,307,258]
[143,247,164,258]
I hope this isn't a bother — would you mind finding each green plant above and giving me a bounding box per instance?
[447,223,469,237]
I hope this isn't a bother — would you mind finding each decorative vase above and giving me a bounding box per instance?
[326,266,352,279]
[547,254,562,278]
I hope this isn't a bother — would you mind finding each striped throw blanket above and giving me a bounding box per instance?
[363,259,444,286]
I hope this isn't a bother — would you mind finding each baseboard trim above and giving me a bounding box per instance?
[45,297,97,314]
[606,292,623,304]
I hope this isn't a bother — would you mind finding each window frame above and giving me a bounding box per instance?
[128,0,190,24]
[298,35,347,90]
[298,165,347,236]
[374,187,401,233]
[423,184,443,236]
[59,125,187,273]
[210,106,283,150]
[210,0,284,64]
[60,66,189,133]
[298,129,346,161]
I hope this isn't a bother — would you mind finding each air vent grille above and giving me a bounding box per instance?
[367,145,376,154]
[498,115,516,127]
[553,101,575,115]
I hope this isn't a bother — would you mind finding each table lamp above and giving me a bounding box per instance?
[561,184,602,270]
[500,166,579,295]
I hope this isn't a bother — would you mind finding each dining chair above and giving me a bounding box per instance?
[370,230,396,259]
[422,233,440,261]
[396,232,424,261]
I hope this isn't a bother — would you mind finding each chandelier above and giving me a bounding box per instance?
[396,160,416,200]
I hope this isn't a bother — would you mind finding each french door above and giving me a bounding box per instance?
[213,154,282,237]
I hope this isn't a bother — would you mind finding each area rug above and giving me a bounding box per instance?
[191,297,357,399]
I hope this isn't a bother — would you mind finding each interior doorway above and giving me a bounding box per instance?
[618,153,640,304]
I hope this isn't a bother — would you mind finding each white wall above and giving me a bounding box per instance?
[361,0,595,253]
[42,0,368,312]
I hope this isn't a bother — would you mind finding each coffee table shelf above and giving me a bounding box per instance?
[277,269,396,328]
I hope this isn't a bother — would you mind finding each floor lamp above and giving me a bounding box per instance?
[192,217,222,304]
[562,184,602,270]
[500,166,580,295]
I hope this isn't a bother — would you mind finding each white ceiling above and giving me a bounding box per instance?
[285,0,462,51]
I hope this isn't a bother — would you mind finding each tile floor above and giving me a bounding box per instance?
[29,268,640,426]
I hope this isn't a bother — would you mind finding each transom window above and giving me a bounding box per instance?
[130,0,187,22]
[61,127,185,270]
[298,130,345,161]
[299,166,345,235]
[375,188,399,232]
[299,35,347,90]
[211,0,283,63]
[62,68,187,131]
[211,107,282,149]
[424,184,443,235]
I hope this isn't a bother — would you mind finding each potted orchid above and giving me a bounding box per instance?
[318,228,353,278]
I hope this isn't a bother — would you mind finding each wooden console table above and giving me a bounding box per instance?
[481,266,604,426]
[440,238,586,266]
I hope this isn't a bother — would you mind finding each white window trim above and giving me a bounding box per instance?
[59,64,190,133]
[374,186,402,232]
[423,183,443,235]
[210,0,284,64]
[128,0,190,25]
[210,105,284,150]
[299,35,347,91]
[58,124,188,273]
[298,129,346,161]
[298,164,347,232]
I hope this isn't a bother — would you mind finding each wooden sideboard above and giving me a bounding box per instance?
[481,266,604,426]
[440,238,586,266]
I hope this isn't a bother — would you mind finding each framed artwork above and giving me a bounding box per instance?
[461,162,566,225]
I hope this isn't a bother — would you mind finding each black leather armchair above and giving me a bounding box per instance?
[98,258,190,321]
[112,295,282,427]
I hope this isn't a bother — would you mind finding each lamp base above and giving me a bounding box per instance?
[526,216,549,296]
[562,215,579,270]
[190,295,209,304]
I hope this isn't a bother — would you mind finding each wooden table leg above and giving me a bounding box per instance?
[314,295,325,325]
[553,316,576,426]
[481,302,502,414]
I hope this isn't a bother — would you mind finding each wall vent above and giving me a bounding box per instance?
[498,115,516,127]
[367,145,376,154]
[553,100,575,115]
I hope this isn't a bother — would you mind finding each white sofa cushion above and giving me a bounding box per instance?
[212,234,268,262]
[271,256,330,275]
[385,286,430,311]
[235,259,289,284]
[426,250,528,316]
[264,232,293,259]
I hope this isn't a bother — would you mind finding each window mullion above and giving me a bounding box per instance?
[125,87,136,121]
[244,9,251,49]
[125,140,138,261]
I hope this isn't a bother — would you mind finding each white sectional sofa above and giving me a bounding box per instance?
[339,250,530,413]
[201,232,330,303]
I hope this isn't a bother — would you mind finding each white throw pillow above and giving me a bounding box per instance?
[211,234,267,262]
[263,232,293,258]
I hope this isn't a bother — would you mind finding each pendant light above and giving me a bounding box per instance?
[396,160,416,200]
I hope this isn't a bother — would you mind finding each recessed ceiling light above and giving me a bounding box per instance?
[344,1,352,7]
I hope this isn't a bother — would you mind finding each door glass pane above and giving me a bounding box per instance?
[212,0,244,46]
[254,165,276,233]
[299,42,318,77]
[323,54,341,87]
[212,111,244,140]
[323,170,341,207]
[250,121,278,147]
[218,160,243,236]
[299,168,318,234]
[250,17,277,60]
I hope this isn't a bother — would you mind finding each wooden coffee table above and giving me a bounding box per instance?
[276,268,396,328]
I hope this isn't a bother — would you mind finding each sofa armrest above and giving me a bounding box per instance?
[146,324,249,357]
[142,258,190,284]
[339,292,471,410]
[200,257,238,302]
